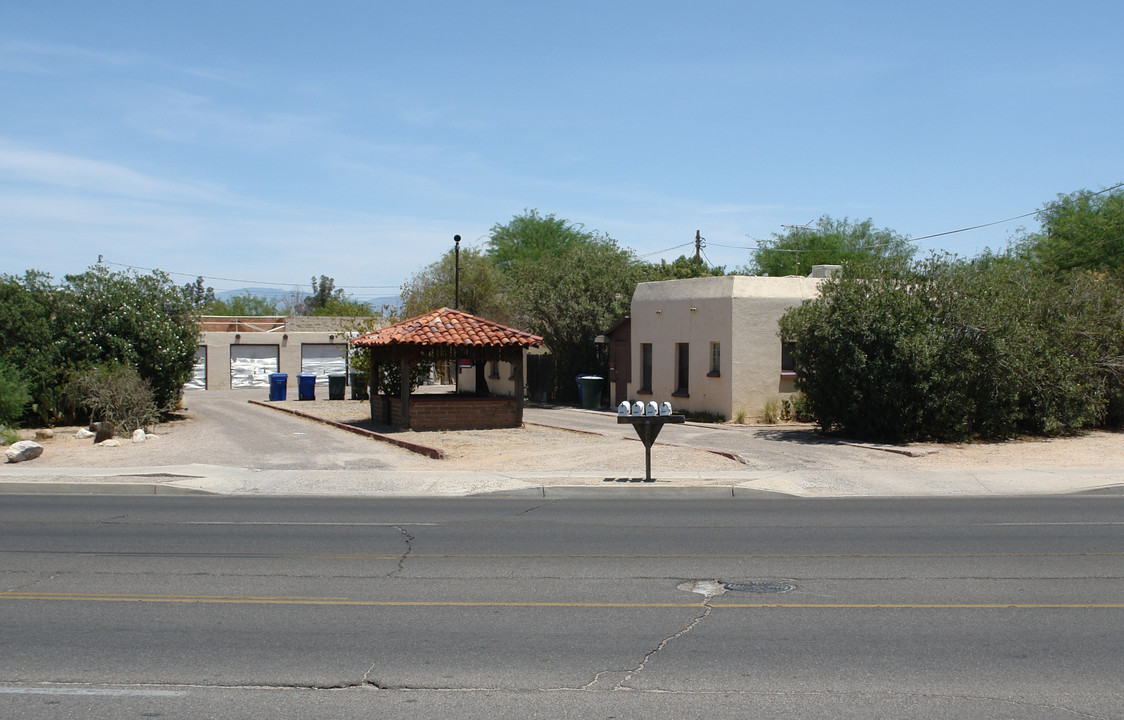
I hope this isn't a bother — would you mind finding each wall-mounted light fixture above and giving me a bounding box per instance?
[234,334,241,343]
[655,310,662,315]
[690,307,698,312]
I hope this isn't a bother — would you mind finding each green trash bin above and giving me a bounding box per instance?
[350,372,369,400]
[578,375,603,410]
[328,374,346,400]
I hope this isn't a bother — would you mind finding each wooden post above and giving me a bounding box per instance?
[399,356,410,429]
[513,350,525,426]
[368,349,378,423]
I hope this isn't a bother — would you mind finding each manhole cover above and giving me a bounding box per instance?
[724,581,794,594]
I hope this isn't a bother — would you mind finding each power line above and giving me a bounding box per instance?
[714,182,1124,252]
[102,260,402,291]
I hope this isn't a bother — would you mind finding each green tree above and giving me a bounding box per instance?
[55,266,199,415]
[399,246,509,321]
[207,293,281,316]
[487,210,600,271]
[779,254,1122,442]
[300,275,345,315]
[746,215,915,276]
[639,254,727,281]
[0,357,31,427]
[507,239,640,402]
[1019,185,1124,273]
[182,276,216,309]
[0,271,60,422]
[310,296,374,317]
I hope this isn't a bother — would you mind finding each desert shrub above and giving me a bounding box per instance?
[0,426,18,446]
[779,256,1124,442]
[73,364,159,435]
[680,409,726,423]
[0,358,31,427]
[762,400,779,424]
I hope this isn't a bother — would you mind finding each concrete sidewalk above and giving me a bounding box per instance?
[2,392,1122,498]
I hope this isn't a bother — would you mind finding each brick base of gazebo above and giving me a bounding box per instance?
[372,395,518,431]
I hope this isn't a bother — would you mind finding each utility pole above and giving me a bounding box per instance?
[781,223,813,276]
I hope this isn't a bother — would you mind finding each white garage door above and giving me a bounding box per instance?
[230,345,279,388]
[186,347,207,390]
[301,344,347,386]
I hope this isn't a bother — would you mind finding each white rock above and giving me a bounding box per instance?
[5,440,44,463]
[96,439,121,448]
[132,429,146,443]
[145,433,159,440]
[75,428,95,439]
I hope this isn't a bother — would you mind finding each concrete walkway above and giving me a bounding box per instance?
[2,391,1122,498]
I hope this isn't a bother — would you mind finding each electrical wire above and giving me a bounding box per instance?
[102,261,402,291]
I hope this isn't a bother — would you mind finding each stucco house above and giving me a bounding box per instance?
[609,268,836,421]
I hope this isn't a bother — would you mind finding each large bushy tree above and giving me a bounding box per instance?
[486,209,598,270]
[399,245,509,321]
[0,266,200,423]
[746,215,915,276]
[504,235,640,402]
[56,266,200,414]
[0,271,60,421]
[1019,186,1124,273]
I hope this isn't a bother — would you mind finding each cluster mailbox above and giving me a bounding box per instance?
[620,401,672,417]
[616,400,685,481]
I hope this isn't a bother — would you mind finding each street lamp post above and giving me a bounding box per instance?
[454,234,461,310]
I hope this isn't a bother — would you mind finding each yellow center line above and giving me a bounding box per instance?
[2,592,1122,609]
[5,551,1123,560]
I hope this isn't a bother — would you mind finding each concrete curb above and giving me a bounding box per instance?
[0,481,215,496]
[475,485,796,499]
[248,399,446,459]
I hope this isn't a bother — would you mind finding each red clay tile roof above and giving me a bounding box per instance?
[351,307,544,348]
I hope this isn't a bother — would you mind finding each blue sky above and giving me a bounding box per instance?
[2,1,1121,297]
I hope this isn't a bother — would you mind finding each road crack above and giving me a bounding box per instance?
[389,526,414,577]
[614,601,714,691]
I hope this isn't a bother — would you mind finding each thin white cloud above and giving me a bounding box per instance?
[0,141,239,205]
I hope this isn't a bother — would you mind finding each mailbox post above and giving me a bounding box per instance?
[618,413,686,481]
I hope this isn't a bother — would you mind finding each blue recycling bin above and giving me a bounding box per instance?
[297,373,316,401]
[268,373,287,401]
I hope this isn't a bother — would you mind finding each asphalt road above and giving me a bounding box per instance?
[2,495,1122,718]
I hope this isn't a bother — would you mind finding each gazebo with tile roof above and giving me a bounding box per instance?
[351,307,544,430]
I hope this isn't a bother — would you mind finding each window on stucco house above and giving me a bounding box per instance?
[639,343,653,394]
[781,341,797,379]
[708,342,720,377]
[674,343,689,397]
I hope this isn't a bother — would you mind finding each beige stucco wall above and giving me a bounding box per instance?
[193,316,381,392]
[199,330,349,391]
[628,275,822,420]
